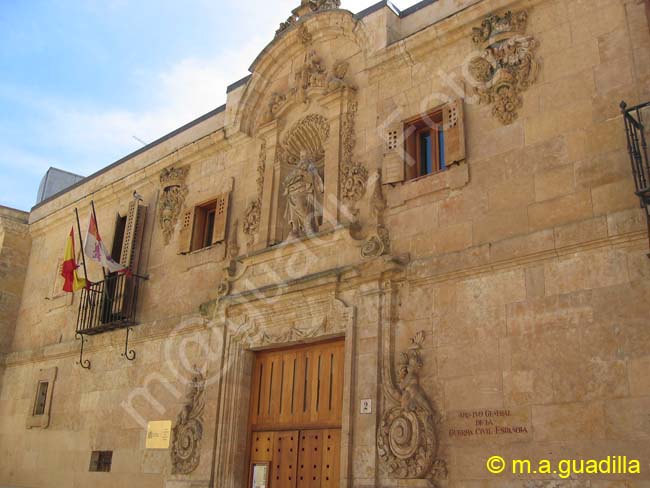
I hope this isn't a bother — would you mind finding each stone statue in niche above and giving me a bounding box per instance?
[283,150,324,239]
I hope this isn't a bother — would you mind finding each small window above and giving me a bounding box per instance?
[178,192,230,254]
[193,200,218,252]
[89,451,113,472]
[33,381,49,416]
[404,110,445,180]
[27,367,57,429]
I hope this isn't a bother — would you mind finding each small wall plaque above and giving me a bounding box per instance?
[360,399,372,414]
[251,462,270,488]
[146,420,172,449]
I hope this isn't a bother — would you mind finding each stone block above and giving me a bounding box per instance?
[544,249,630,296]
[604,397,650,440]
[591,178,640,216]
[554,216,608,248]
[473,208,529,245]
[534,164,575,202]
[487,176,535,212]
[532,402,606,441]
[528,189,593,232]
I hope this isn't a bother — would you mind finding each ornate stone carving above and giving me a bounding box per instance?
[171,369,206,475]
[276,0,341,37]
[340,101,368,206]
[468,10,539,125]
[283,152,324,238]
[243,140,266,247]
[298,23,313,45]
[264,52,354,123]
[361,172,389,259]
[158,166,189,245]
[327,61,354,92]
[378,331,445,483]
[278,114,330,166]
[231,298,350,349]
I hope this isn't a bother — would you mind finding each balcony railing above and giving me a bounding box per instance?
[76,273,146,336]
[621,100,650,254]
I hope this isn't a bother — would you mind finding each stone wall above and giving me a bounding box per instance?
[0,206,29,355]
[0,0,649,487]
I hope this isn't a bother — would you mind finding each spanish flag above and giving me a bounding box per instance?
[62,227,87,293]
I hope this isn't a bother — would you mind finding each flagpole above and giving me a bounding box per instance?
[90,200,108,282]
[74,208,89,283]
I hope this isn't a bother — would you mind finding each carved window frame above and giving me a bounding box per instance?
[26,366,57,429]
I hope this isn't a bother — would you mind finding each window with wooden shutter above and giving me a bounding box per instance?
[120,200,147,274]
[381,123,405,184]
[443,98,466,166]
[177,207,195,254]
[178,191,230,254]
[211,191,230,245]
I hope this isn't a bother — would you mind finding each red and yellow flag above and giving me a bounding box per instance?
[62,227,87,293]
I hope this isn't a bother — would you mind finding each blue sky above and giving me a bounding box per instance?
[0,0,417,211]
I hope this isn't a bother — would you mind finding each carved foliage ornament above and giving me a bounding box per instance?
[378,331,444,481]
[469,10,539,125]
[340,101,368,206]
[171,369,206,474]
[243,140,267,246]
[159,166,189,245]
[361,171,390,259]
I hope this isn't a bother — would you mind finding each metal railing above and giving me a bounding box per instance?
[76,273,146,335]
[621,100,650,254]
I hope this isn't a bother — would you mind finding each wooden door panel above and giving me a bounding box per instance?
[271,431,299,488]
[250,340,344,431]
[321,429,341,488]
[250,431,274,463]
[297,430,323,488]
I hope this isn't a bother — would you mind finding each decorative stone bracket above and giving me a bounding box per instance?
[378,283,446,485]
[171,369,206,475]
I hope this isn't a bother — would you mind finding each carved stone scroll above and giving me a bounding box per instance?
[158,166,189,245]
[378,326,446,484]
[361,171,390,259]
[468,10,540,125]
[171,369,206,474]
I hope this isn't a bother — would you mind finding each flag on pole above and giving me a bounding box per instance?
[84,212,127,274]
[61,228,88,292]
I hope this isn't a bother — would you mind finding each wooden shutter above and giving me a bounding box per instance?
[120,200,147,273]
[443,98,466,166]
[177,207,196,254]
[381,123,405,184]
[211,191,230,245]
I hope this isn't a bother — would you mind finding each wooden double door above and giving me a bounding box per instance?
[248,340,344,488]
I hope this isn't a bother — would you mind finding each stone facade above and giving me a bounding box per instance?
[1,0,650,487]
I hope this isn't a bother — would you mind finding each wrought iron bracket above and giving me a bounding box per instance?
[122,327,136,361]
[621,100,650,258]
[76,333,91,370]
